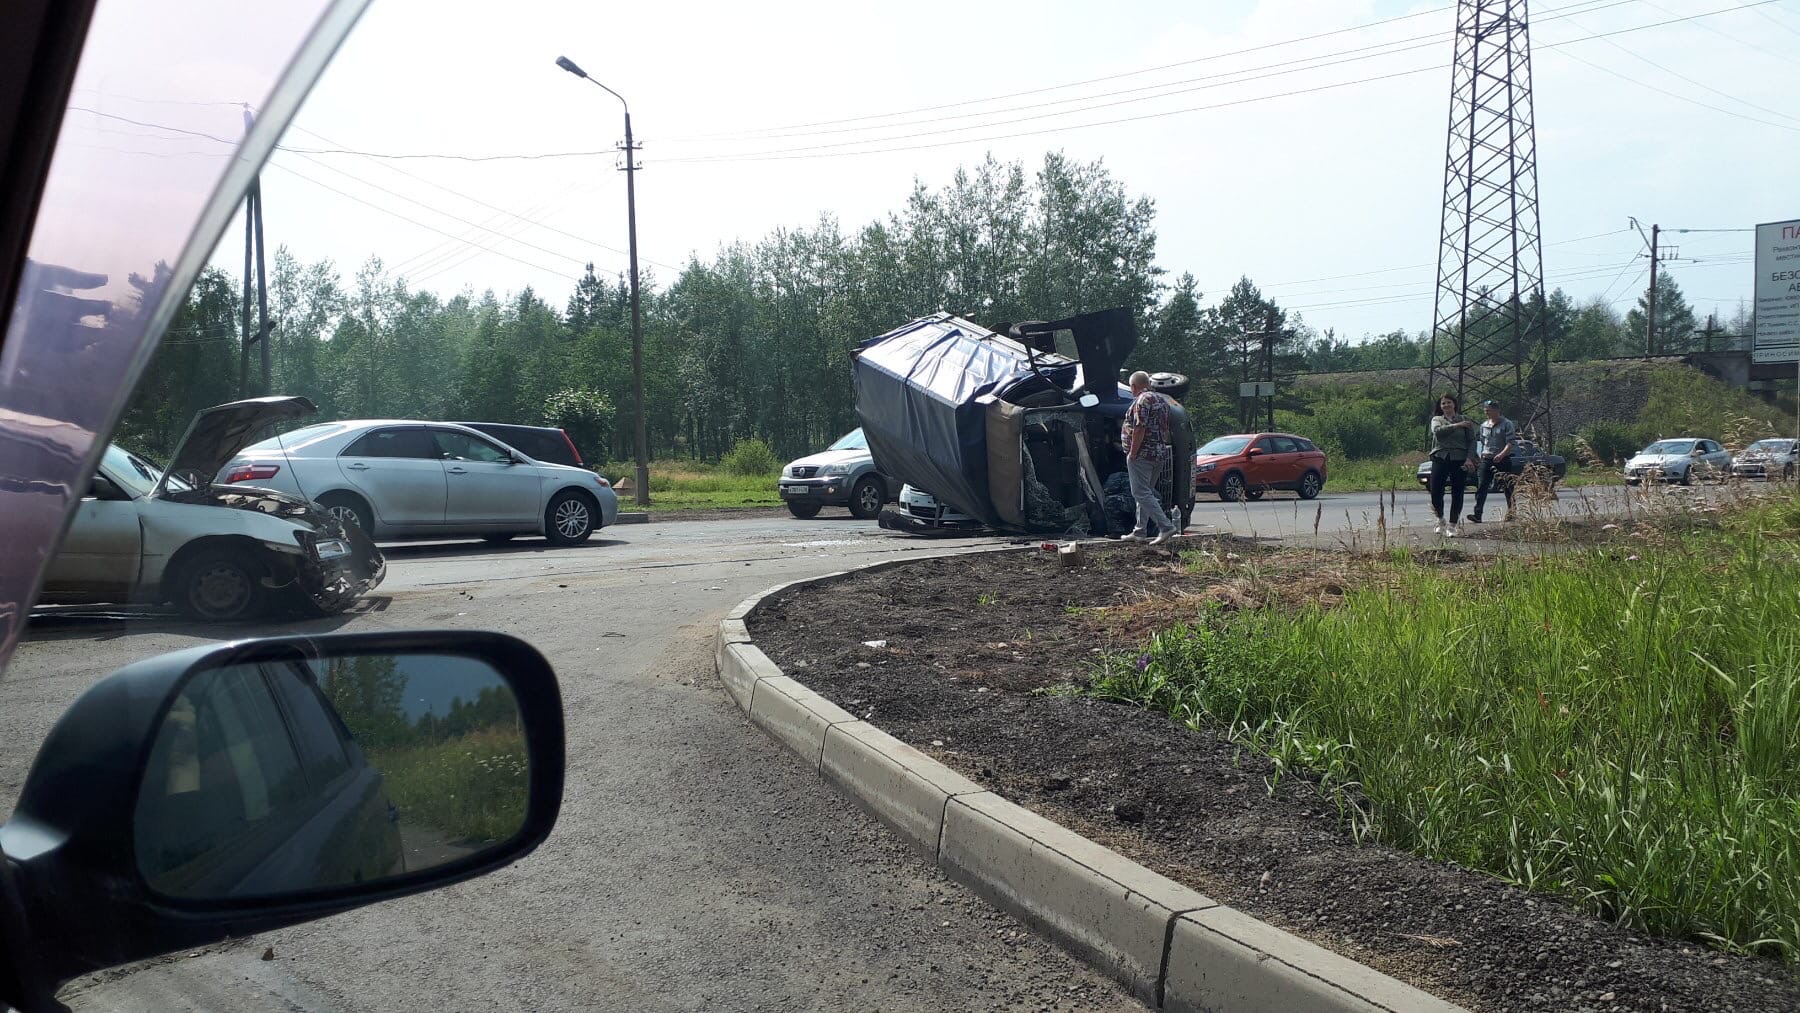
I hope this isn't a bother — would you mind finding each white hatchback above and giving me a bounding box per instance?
[220,420,620,544]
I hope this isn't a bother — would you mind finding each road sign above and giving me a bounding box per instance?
[1238,381,1275,398]
[1753,218,1800,363]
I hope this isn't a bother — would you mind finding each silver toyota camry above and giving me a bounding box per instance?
[218,420,620,544]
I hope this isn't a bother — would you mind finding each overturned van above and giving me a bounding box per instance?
[854,307,1194,537]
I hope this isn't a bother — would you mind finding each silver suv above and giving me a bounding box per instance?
[778,428,893,519]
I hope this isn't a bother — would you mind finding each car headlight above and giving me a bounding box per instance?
[817,463,851,476]
[1196,462,1217,473]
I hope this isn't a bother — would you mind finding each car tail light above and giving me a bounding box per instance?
[225,464,281,484]
[560,430,583,465]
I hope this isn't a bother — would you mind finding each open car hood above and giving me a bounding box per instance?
[153,395,317,497]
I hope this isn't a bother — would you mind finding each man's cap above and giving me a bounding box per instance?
[1482,399,1499,408]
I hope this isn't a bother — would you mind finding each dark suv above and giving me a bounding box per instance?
[458,423,584,468]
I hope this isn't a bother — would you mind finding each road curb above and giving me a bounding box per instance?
[715,547,1466,1012]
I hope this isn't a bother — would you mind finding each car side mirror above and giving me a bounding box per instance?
[1245,447,1264,457]
[88,475,124,500]
[0,631,563,1004]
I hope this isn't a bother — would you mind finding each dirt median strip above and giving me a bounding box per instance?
[715,544,1465,1013]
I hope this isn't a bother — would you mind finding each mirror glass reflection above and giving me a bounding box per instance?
[134,653,526,900]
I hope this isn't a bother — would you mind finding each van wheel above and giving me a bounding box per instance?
[1298,471,1323,500]
[172,548,264,622]
[1219,472,1246,502]
[849,477,884,520]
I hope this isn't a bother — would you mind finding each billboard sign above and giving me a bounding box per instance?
[1237,381,1275,397]
[1754,218,1800,363]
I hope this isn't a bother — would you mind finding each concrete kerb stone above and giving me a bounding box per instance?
[1163,906,1464,1013]
[718,641,780,712]
[940,791,1216,1005]
[746,674,859,767]
[716,542,1467,1013]
[819,719,985,857]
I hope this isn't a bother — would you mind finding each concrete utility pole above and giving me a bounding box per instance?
[1631,218,1663,356]
[238,105,270,399]
[558,55,649,507]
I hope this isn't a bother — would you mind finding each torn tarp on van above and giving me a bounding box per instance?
[852,307,1194,536]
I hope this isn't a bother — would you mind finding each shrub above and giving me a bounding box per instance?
[721,438,779,477]
[1579,420,1638,465]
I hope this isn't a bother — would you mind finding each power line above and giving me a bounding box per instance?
[680,4,1458,141]
[1639,0,1800,65]
[666,0,1641,147]
[270,150,599,272]
[1555,5,1800,124]
[262,161,581,281]
[655,2,1779,164]
[282,121,683,271]
[1549,43,1800,132]
[260,3,1765,165]
[671,0,1629,142]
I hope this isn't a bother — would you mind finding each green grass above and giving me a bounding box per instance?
[602,460,782,511]
[1092,496,1800,961]
[372,727,530,845]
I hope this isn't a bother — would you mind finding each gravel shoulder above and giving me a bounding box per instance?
[747,540,1800,1013]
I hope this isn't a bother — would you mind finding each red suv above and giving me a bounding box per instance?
[1194,433,1328,502]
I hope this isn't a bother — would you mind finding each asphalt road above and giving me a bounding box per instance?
[0,484,1669,1011]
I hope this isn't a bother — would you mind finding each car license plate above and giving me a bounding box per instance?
[781,485,808,496]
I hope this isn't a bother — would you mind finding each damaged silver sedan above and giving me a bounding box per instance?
[37,397,384,621]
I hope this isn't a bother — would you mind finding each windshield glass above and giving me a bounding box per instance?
[1197,436,1253,456]
[1746,440,1794,454]
[828,428,868,452]
[1642,440,1696,456]
[101,444,189,497]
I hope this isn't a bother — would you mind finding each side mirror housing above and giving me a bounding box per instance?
[0,631,563,1005]
[1245,447,1264,458]
[88,475,123,500]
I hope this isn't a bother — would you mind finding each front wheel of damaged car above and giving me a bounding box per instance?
[170,548,264,622]
[544,490,596,546]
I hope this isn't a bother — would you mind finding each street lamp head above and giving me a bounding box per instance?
[555,55,587,79]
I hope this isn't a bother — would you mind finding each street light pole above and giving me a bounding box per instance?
[557,55,649,507]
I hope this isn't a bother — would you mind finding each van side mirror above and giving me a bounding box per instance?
[0,631,563,1004]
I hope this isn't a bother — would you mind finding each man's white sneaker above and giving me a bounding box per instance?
[1445,524,1459,538]
[1121,531,1147,542]
[1433,521,1444,536]
[1150,529,1175,546]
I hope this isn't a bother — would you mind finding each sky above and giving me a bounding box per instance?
[68,0,1800,343]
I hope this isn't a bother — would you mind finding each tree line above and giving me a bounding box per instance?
[117,150,1748,466]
